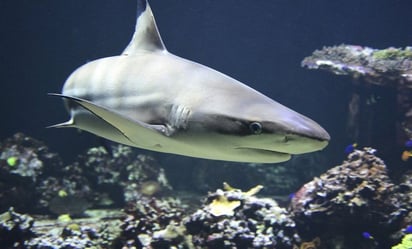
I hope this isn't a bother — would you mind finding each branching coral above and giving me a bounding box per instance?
[185,183,300,248]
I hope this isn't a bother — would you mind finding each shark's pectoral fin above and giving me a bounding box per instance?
[49,93,172,147]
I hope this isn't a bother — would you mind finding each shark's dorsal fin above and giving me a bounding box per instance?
[122,0,166,55]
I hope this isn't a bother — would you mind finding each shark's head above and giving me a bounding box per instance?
[183,87,330,163]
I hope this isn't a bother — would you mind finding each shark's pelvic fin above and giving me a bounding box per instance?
[122,0,166,55]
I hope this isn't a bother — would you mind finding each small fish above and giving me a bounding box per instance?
[404,225,412,234]
[288,193,296,200]
[362,232,374,240]
[345,143,357,154]
[405,140,412,149]
[401,150,412,162]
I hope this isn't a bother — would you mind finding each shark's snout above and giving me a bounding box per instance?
[274,113,330,154]
[291,114,330,142]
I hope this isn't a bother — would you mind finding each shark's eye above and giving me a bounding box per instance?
[249,122,262,134]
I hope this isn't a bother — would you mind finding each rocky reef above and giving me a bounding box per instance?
[0,133,64,213]
[1,133,412,248]
[0,133,171,216]
[116,183,302,249]
[120,196,188,248]
[302,45,412,155]
[0,207,35,248]
[290,147,412,248]
[184,183,301,249]
[71,144,172,205]
[302,45,412,88]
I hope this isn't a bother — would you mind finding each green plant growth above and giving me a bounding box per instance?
[392,234,412,249]
[373,47,412,60]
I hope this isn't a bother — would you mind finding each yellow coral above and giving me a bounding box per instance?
[245,185,264,196]
[66,223,80,231]
[392,234,412,249]
[57,214,72,222]
[208,196,241,217]
[223,182,236,191]
[6,157,18,167]
[208,183,263,217]
[222,182,263,196]
[58,189,68,197]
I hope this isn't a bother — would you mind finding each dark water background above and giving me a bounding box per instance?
[1,0,411,168]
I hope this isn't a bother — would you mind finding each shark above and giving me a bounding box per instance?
[51,0,330,163]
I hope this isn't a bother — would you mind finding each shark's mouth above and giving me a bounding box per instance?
[234,147,292,163]
[235,147,291,157]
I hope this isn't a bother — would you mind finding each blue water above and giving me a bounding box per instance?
[1,0,411,165]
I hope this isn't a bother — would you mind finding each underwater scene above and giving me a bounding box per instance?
[1,0,412,248]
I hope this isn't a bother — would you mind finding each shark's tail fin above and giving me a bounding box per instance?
[47,93,76,129]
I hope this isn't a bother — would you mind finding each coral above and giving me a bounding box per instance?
[35,175,91,215]
[392,234,412,249]
[0,207,35,248]
[373,47,412,60]
[290,148,400,223]
[290,147,407,247]
[302,45,412,88]
[399,170,412,210]
[7,156,18,167]
[0,133,63,213]
[57,214,72,223]
[36,144,172,214]
[120,196,189,248]
[123,153,172,202]
[184,184,300,249]
[0,133,173,217]
[0,132,175,217]
[26,209,123,249]
[0,133,93,215]
[36,164,93,215]
[78,144,172,204]
[27,224,102,249]
[208,195,241,217]
[0,133,60,182]
[303,45,412,148]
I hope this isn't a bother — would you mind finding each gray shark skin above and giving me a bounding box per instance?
[51,0,330,163]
